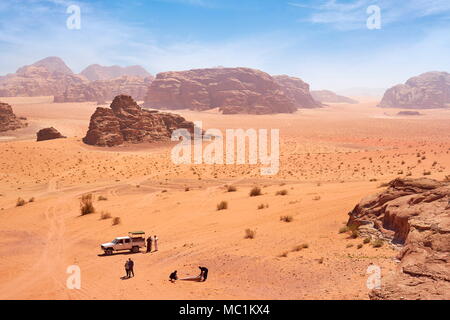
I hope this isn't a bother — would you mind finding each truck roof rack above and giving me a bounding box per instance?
[129,231,145,236]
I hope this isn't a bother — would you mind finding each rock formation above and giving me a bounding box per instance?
[36,127,66,141]
[0,102,27,132]
[80,64,152,81]
[379,72,450,109]
[396,111,422,116]
[348,178,450,300]
[273,75,323,108]
[16,56,74,75]
[145,68,320,114]
[311,90,358,104]
[54,76,152,103]
[83,95,196,147]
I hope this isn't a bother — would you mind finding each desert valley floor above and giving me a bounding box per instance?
[0,96,449,299]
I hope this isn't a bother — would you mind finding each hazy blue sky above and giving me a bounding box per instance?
[1,0,450,91]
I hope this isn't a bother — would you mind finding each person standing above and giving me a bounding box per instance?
[199,266,209,282]
[124,260,130,278]
[146,236,153,253]
[154,235,159,252]
[169,270,178,282]
[128,258,135,277]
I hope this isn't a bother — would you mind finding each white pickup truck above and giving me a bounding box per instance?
[101,231,146,255]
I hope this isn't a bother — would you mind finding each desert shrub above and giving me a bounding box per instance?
[312,195,321,201]
[227,185,237,192]
[100,211,112,220]
[357,244,363,249]
[80,193,95,216]
[372,239,384,248]
[350,229,359,239]
[444,175,450,182]
[184,187,190,192]
[279,251,289,258]
[276,189,288,196]
[257,204,266,210]
[112,217,121,226]
[363,238,371,244]
[29,197,35,203]
[280,215,293,223]
[292,245,303,252]
[98,195,108,201]
[301,243,309,249]
[217,201,228,211]
[249,186,262,197]
[423,171,431,176]
[244,228,256,239]
[16,198,26,207]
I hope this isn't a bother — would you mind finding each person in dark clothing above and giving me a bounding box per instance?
[128,258,135,277]
[146,236,153,253]
[199,266,208,282]
[169,270,178,282]
[124,260,130,278]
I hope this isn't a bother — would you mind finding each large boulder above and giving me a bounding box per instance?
[311,90,358,104]
[144,68,319,114]
[83,95,196,147]
[80,64,152,81]
[0,102,27,132]
[378,72,450,109]
[36,127,66,141]
[348,178,450,300]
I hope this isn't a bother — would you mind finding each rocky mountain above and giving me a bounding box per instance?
[144,68,319,114]
[80,64,152,81]
[379,72,450,109]
[311,90,358,104]
[273,75,323,108]
[36,127,66,141]
[54,76,152,103]
[83,95,196,147]
[0,102,27,132]
[348,178,450,300]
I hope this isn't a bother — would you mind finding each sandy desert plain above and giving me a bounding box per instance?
[0,96,449,300]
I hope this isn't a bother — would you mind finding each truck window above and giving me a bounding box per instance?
[125,239,130,243]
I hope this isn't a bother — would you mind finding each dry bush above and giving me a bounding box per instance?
[279,251,289,258]
[227,185,237,192]
[280,215,293,223]
[244,228,256,239]
[312,195,321,201]
[249,186,262,197]
[217,201,228,211]
[29,197,35,203]
[372,239,384,248]
[80,194,95,216]
[112,217,121,226]
[98,195,108,201]
[16,198,26,207]
[100,211,112,220]
[363,238,371,244]
[339,226,349,234]
[276,189,288,196]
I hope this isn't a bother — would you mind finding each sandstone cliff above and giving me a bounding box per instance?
[379,72,450,109]
[311,90,358,104]
[348,178,450,300]
[0,102,27,132]
[144,68,319,114]
[83,95,195,147]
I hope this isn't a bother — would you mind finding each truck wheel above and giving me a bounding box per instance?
[105,248,113,255]
[131,246,139,253]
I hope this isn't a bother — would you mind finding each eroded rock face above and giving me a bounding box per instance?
[83,95,195,147]
[54,76,152,103]
[379,72,450,109]
[36,127,66,141]
[274,75,323,108]
[145,68,318,114]
[348,178,450,300]
[311,90,358,104]
[0,102,27,132]
[80,64,152,81]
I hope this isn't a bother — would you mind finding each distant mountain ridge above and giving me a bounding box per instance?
[311,90,358,104]
[80,64,152,81]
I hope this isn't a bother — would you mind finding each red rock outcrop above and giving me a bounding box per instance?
[0,102,27,132]
[83,95,196,147]
[274,75,323,108]
[348,178,450,300]
[80,64,152,81]
[36,127,66,141]
[311,90,358,104]
[379,72,450,109]
[145,68,318,114]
